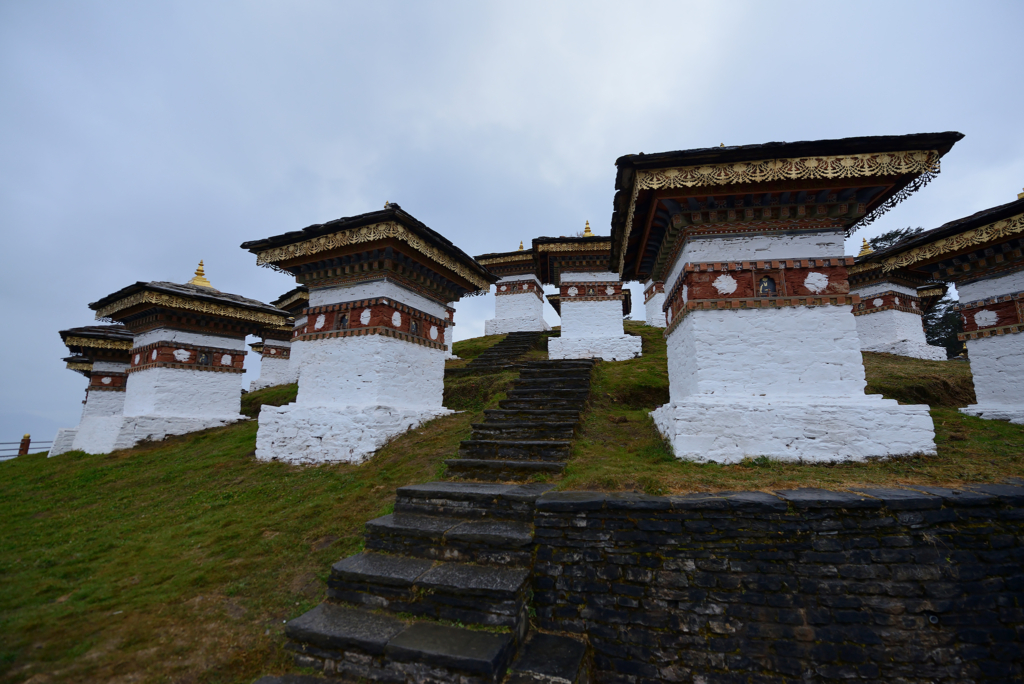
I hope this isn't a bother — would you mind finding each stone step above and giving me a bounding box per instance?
[483,409,581,424]
[508,632,589,684]
[459,440,571,462]
[513,377,591,390]
[518,368,594,379]
[327,552,530,630]
[394,481,552,519]
[284,602,517,683]
[470,422,576,441]
[498,398,588,411]
[506,388,589,400]
[364,513,534,566]
[445,458,566,481]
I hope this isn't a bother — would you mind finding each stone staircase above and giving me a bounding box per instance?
[448,331,542,376]
[276,482,588,684]
[446,360,595,481]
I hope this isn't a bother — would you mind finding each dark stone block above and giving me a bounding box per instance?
[604,492,672,510]
[417,562,529,598]
[775,488,881,509]
[849,487,942,510]
[911,486,995,507]
[965,484,1024,505]
[536,492,607,512]
[331,551,432,586]
[724,491,788,512]
[670,492,730,510]
[510,632,587,682]
[284,603,404,655]
[503,483,556,502]
[385,622,515,676]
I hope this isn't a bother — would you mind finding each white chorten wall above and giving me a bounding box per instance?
[256,280,451,464]
[644,280,667,327]
[958,269,1024,424]
[650,231,936,463]
[484,275,550,335]
[548,271,642,361]
[71,360,129,454]
[850,281,945,360]
[48,428,79,456]
[250,340,295,391]
[109,328,247,451]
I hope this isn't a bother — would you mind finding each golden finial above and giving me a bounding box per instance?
[857,238,874,257]
[385,201,389,208]
[188,260,213,288]
[23,434,30,439]
[1018,188,1024,200]
[518,241,524,250]
[720,143,724,147]
[583,220,593,237]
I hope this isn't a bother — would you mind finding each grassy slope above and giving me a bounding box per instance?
[3,327,1022,683]
[560,321,1024,494]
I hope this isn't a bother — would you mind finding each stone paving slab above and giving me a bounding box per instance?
[384,622,515,677]
[284,603,405,655]
[331,552,433,586]
[417,562,529,597]
[446,520,534,547]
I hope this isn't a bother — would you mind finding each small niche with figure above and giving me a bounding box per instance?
[335,313,349,330]
[757,275,777,297]
[410,320,419,337]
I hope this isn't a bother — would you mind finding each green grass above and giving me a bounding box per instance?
[2,324,1022,682]
[0,366,517,684]
[558,321,1024,494]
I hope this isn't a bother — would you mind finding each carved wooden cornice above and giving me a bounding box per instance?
[63,336,133,350]
[95,291,288,326]
[881,212,1024,273]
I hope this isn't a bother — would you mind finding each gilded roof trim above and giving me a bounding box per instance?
[881,212,1024,273]
[64,336,133,350]
[95,291,289,326]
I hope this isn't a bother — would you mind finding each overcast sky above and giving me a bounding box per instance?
[2,0,1022,445]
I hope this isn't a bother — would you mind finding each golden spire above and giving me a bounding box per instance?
[1018,188,1024,200]
[857,238,874,257]
[188,260,213,288]
[583,220,593,237]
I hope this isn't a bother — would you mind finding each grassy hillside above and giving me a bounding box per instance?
[2,326,1022,683]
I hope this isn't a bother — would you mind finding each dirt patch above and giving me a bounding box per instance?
[310,534,338,551]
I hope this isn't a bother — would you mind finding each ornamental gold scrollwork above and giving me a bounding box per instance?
[618,149,942,275]
[276,292,309,310]
[66,362,93,371]
[476,254,535,265]
[95,291,289,326]
[881,213,1024,273]
[254,222,491,290]
[536,241,612,253]
[63,336,133,350]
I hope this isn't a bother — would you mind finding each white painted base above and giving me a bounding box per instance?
[73,389,129,454]
[958,333,1024,424]
[250,356,297,392]
[255,404,453,464]
[853,308,945,361]
[651,396,936,463]
[959,405,1024,425]
[444,325,459,359]
[645,293,667,328]
[110,415,246,452]
[548,335,642,361]
[48,428,78,457]
[124,367,244,418]
[484,316,551,335]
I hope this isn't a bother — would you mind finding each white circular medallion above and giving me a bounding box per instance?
[360,308,371,325]
[134,354,140,364]
[391,311,402,327]
[712,274,738,295]
[606,286,615,295]
[912,301,918,309]
[270,349,277,355]
[101,377,112,385]
[221,354,232,365]
[429,325,438,340]
[314,314,326,330]
[974,310,998,328]
[567,286,579,297]
[151,350,158,361]
[172,348,190,362]
[894,298,900,306]
[873,298,883,307]
[500,285,507,291]
[803,272,829,294]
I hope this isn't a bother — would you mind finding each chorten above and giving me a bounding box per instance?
[864,192,1024,423]
[848,238,947,359]
[248,286,308,391]
[48,324,133,456]
[88,262,289,451]
[610,132,963,462]
[475,241,551,335]
[643,280,667,327]
[535,222,641,360]
[240,203,496,463]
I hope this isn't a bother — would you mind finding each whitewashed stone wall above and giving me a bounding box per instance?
[961,326,1024,425]
[311,280,446,318]
[958,268,1024,301]
[48,428,79,457]
[484,275,550,335]
[249,340,296,391]
[852,308,946,360]
[445,318,458,359]
[548,270,641,361]
[651,306,936,462]
[644,280,667,328]
[123,366,244,419]
[257,334,450,463]
[134,328,246,351]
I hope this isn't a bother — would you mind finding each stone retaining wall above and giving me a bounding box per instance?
[532,486,1024,683]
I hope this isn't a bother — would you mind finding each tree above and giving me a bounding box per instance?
[923,293,964,359]
[868,227,924,252]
